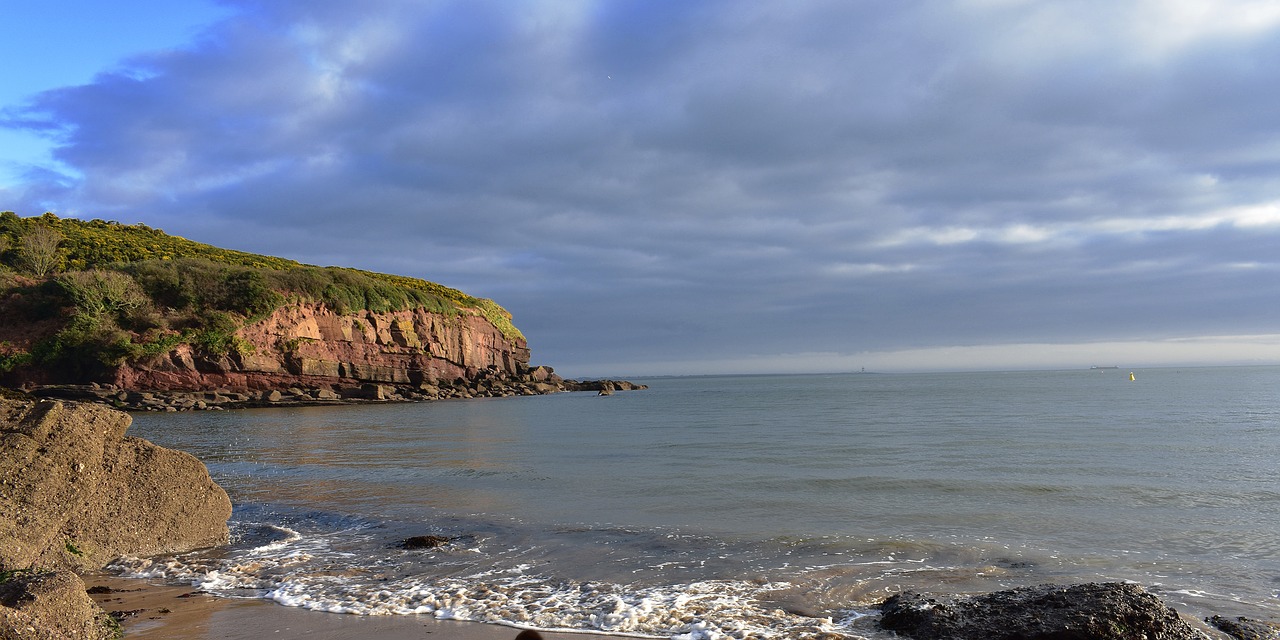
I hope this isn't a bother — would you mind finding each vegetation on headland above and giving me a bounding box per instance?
[0,211,523,378]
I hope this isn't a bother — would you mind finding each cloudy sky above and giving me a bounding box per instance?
[3,0,1280,376]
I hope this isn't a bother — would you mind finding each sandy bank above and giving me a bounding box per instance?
[86,574,620,640]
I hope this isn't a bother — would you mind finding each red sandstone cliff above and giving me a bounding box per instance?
[112,302,535,395]
[0,214,613,403]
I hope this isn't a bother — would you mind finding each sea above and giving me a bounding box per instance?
[116,366,1280,639]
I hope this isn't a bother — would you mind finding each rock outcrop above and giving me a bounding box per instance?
[1208,615,1280,640]
[1,397,231,639]
[879,582,1211,640]
[1,398,231,572]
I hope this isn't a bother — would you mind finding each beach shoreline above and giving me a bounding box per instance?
[86,573,621,640]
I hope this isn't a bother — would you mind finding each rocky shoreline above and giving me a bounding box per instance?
[23,372,647,412]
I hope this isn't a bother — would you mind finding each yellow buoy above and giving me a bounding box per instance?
[1129,372,1135,381]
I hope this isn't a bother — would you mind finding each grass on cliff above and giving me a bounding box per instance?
[0,212,523,377]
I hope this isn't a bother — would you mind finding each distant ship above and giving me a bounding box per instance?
[1090,366,1119,370]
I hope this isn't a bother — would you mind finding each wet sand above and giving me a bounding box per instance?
[85,574,621,640]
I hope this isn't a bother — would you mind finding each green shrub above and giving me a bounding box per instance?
[136,331,184,358]
[56,270,148,319]
[191,311,240,355]
[2,212,299,271]
[0,344,32,373]
[96,330,145,366]
[222,269,283,319]
[34,316,119,370]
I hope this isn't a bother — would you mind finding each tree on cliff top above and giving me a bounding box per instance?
[56,270,150,320]
[17,225,64,277]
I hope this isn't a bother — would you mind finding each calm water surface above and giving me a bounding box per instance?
[122,366,1280,639]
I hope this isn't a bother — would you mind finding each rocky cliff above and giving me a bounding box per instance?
[16,301,645,410]
[115,302,532,395]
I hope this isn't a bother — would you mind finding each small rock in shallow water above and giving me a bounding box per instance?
[400,535,451,549]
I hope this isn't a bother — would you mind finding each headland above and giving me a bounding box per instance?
[0,212,644,409]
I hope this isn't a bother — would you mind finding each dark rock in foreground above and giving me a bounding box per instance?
[1208,615,1280,640]
[879,582,1211,640]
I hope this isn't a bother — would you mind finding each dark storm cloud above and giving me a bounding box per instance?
[5,0,1280,373]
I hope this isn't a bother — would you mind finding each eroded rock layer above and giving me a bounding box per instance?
[116,303,530,393]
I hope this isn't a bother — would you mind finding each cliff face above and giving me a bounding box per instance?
[111,303,533,394]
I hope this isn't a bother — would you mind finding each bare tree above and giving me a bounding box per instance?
[18,225,64,277]
[57,269,149,318]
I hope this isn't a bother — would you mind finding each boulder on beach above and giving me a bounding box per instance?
[1,397,232,573]
[879,582,1211,640]
[0,570,118,640]
[1,396,232,639]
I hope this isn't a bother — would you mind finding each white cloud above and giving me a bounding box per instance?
[860,335,1280,372]
[875,201,1280,249]
[1132,0,1280,53]
[957,0,1280,68]
[877,226,981,247]
[823,262,919,278]
[1226,202,1280,227]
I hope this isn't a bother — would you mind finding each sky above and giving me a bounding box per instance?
[3,0,1280,377]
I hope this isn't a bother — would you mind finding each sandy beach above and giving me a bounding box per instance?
[85,574,620,640]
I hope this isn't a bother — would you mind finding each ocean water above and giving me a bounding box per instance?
[119,366,1280,638]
